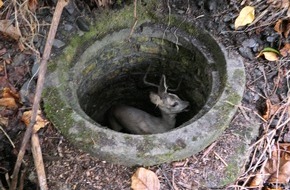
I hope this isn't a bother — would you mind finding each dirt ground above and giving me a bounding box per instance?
[1,0,290,189]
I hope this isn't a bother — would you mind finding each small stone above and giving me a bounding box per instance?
[223,14,233,22]
[242,39,257,48]
[238,47,254,60]
[77,30,85,36]
[177,9,185,14]
[76,17,90,32]
[20,79,36,106]
[266,35,278,43]
[283,131,290,142]
[64,24,73,31]
[64,0,75,15]
[53,39,66,49]
[205,0,217,11]
[229,23,235,30]
[253,68,262,76]
[12,53,26,66]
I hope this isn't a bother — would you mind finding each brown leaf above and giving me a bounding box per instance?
[0,65,4,73]
[0,20,21,41]
[267,143,290,184]
[97,0,113,8]
[249,173,266,187]
[262,99,280,120]
[2,87,19,100]
[280,43,290,57]
[0,87,20,109]
[273,18,290,38]
[21,110,49,133]
[0,0,3,8]
[0,98,17,109]
[284,21,290,38]
[0,77,16,91]
[131,168,160,190]
[28,0,38,12]
[250,143,290,186]
[250,144,282,187]
[274,19,283,34]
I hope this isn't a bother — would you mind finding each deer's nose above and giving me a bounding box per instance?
[183,102,190,111]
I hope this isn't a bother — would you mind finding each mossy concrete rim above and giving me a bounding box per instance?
[43,7,245,166]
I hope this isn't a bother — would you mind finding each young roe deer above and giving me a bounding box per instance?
[108,69,189,134]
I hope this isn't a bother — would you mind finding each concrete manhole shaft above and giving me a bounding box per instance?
[44,22,245,166]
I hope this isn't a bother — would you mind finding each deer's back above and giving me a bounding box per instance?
[109,105,169,134]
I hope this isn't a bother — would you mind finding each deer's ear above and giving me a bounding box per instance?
[150,92,162,105]
[159,75,168,94]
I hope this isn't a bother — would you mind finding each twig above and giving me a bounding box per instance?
[9,0,69,189]
[31,133,48,190]
[19,168,26,190]
[0,125,15,148]
[129,0,138,39]
[171,170,178,190]
[201,141,217,159]
[157,166,174,190]
[213,151,228,167]
[0,180,6,190]
[162,0,171,43]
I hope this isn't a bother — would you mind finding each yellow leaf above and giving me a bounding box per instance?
[21,110,49,133]
[0,0,3,8]
[235,6,255,29]
[0,98,17,109]
[3,87,19,100]
[131,168,160,190]
[263,52,279,61]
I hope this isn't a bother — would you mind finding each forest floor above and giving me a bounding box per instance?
[1,0,290,189]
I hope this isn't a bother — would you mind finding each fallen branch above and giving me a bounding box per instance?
[129,0,138,38]
[31,134,47,190]
[9,0,69,189]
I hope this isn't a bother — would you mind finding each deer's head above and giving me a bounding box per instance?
[149,75,189,114]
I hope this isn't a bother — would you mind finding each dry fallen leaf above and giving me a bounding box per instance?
[28,0,38,12]
[274,19,283,34]
[235,6,255,29]
[0,98,17,109]
[0,20,21,41]
[2,87,19,100]
[0,87,19,109]
[250,143,290,187]
[262,99,280,120]
[268,143,290,184]
[0,0,3,8]
[257,48,280,61]
[274,18,290,38]
[280,43,290,57]
[263,52,279,61]
[21,110,49,133]
[97,0,113,8]
[131,168,160,190]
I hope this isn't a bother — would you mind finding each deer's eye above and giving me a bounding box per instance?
[172,102,178,107]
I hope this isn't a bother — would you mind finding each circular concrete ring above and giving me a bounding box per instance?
[44,21,245,166]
